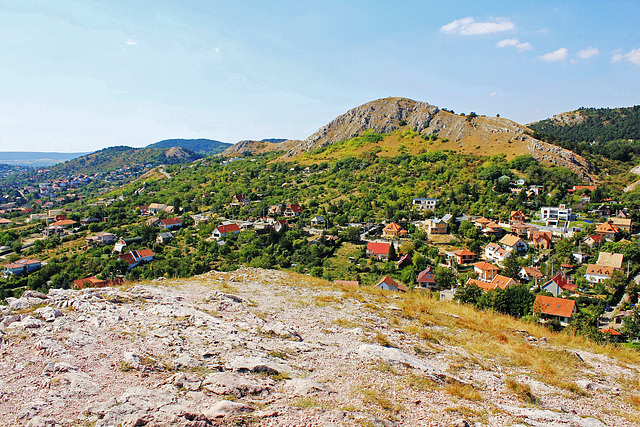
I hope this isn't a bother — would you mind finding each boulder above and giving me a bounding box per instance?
[230,356,291,375]
[202,372,272,397]
[203,400,253,419]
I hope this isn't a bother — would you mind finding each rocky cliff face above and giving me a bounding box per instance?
[0,269,636,426]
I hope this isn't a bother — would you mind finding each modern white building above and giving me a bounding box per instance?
[412,198,438,211]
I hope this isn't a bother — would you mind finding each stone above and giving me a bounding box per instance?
[35,306,63,322]
[202,372,272,397]
[203,400,253,419]
[170,353,202,370]
[357,344,442,374]
[171,372,202,391]
[230,356,291,375]
[261,321,302,341]
[283,378,330,396]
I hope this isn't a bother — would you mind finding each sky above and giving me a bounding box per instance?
[0,1,639,153]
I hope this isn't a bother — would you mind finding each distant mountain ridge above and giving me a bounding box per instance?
[0,151,89,167]
[146,138,231,154]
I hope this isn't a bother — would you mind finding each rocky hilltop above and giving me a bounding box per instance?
[1,268,638,426]
[220,97,593,181]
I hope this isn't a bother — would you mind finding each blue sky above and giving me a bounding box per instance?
[0,0,639,153]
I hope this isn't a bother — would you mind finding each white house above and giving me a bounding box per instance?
[412,198,438,211]
[485,242,511,265]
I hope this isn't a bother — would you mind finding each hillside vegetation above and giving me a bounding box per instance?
[146,138,231,154]
[529,106,640,163]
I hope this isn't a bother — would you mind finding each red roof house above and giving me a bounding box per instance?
[366,242,391,261]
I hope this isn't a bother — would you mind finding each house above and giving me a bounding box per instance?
[510,210,526,223]
[509,222,532,237]
[375,276,408,292]
[230,194,250,207]
[80,217,101,225]
[268,204,283,215]
[424,218,448,235]
[416,267,436,289]
[572,252,590,264]
[583,234,603,249]
[212,223,242,240]
[412,198,437,211]
[481,221,503,236]
[590,204,611,218]
[519,266,543,283]
[85,232,117,246]
[397,254,412,270]
[515,179,526,186]
[274,219,289,232]
[473,217,492,230]
[473,261,500,281]
[72,276,107,289]
[580,194,591,204]
[595,222,619,239]
[146,217,161,226]
[3,258,42,276]
[452,249,476,265]
[484,243,510,265]
[156,231,174,244]
[533,295,576,326]
[610,217,632,233]
[118,249,155,270]
[0,218,13,227]
[596,252,624,270]
[568,185,597,193]
[499,234,528,253]
[540,205,574,223]
[284,203,303,217]
[541,273,577,296]
[159,217,183,230]
[466,274,515,292]
[310,216,325,227]
[600,327,622,342]
[366,242,391,261]
[148,203,168,215]
[584,264,615,283]
[530,230,553,250]
[382,222,408,239]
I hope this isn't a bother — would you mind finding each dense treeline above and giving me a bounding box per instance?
[529,106,640,162]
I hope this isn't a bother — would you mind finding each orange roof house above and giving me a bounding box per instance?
[212,223,242,240]
[595,222,619,238]
[375,276,408,292]
[510,210,526,223]
[585,264,615,283]
[473,261,500,281]
[452,249,476,265]
[542,273,577,297]
[366,242,391,260]
[382,222,407,239]
[533,295,576,326]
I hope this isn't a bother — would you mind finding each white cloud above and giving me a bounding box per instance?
[126,39,137,45]
[496,38,532,51]
[611,53,623,63]
[539,48,568,62]
[577,47,599,59]
[440,17,515,35]
[611,48,640,65]
[625,48,640,65]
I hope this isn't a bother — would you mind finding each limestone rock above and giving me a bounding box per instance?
[202,371,272,397]
[203,400,253,419]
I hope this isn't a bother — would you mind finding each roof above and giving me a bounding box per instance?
[367,242,390,255]
[216,223,241,234]
[134,249,155,258]
[586,264,615,277]
[595,222,619,234]
[0,218,13,225]
[416,267,435,283]
[467,278,496,291]
[585,234,603,243]
[3,258,41,269]
[491,275,516,289]
[286,203,302,213]
[533,295,576,318]
[545,273,577,292]
[454,249,476,257]
[118,253,137,265]
[600,327,621,336]
[50,219,77,227]
[375,276,408,292]
[610,218,632,227]
[160,217,182,226]
[383,222,405,232]
[474,217,491,225]
[473,261,500,272]
[500,234,523,247]
[596,252,624,269]
[521,266,543,278]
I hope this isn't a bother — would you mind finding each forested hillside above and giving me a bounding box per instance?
[529,106,640,162]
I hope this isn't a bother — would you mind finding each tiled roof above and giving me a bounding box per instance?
[367,242,390,255]
[596,252,624,269]
[473,261,500,271]
[499,234,523,247]
[216,223,241,234]
[586,264,615,276]
[533,295,576,318]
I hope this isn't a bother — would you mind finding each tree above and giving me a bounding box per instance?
[502,253,521,279]
[388,243,397,261]
[455,283,482,305]
[434,265,456,289]
[623,306,640,341]
[493,285,535,318]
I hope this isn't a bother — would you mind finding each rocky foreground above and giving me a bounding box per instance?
[1,268,638,426]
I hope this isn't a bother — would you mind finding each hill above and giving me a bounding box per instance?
[271,97,593,182]
[50,146,202,175]
[146,138,232,154]
[221,138,294,157]
[0,151,89,167]
[529,106,640,163]
[3,269,639,426]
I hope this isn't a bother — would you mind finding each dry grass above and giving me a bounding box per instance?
[505,378,538,404]
[445,383,482,401]
[357,387,405,414]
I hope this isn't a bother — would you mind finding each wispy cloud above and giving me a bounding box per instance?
[613,48,640,65]
[440,17,515,35]
[496,38,532,51]
[577,47,599,59]
[126,39,138,46]
[539,48,568,62]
